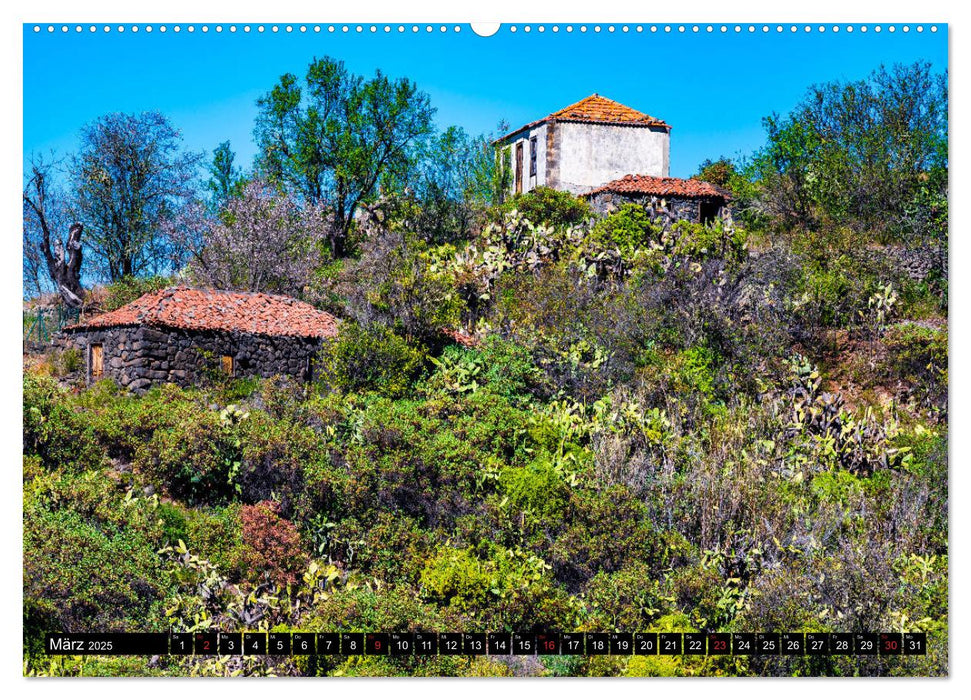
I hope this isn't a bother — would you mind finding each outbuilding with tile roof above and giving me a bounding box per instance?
[56,287,340,391]
[583,173,733,225]
[495,94,672,196]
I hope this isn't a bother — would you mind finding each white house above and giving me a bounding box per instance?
[495,94,671,196]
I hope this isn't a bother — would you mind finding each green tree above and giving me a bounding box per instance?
[408,125,497,243]
[694,156,737,188]
[254,56,436,256]
[747,61,947,240]
[207,141,244,212]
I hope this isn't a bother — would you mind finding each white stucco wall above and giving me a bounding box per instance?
[505,123,547,194]
[555,122,670,194]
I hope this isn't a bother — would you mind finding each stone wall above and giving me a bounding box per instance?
[585,191,731,224]
[870,244,947,282]
[55,325,326,392]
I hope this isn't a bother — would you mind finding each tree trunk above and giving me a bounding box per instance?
[50,223,85,308]
[23,169,86,308]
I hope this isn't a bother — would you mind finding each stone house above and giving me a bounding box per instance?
[583,173,733,225]
[495,94,672,196]
[57,287,339,392]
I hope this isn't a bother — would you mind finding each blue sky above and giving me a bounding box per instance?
[23,23,947,180]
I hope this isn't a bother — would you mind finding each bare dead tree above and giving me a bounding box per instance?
[23,163,85,307]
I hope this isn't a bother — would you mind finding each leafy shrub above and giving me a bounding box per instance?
[588,204,660,251]
[422,337,549,405]
[24,504,168,632]
[419,542,575,630]
[338,390,531,528]
[669,220,747,261]
[232,501,308,587]
[131,400,240,504]
[236,412,338,518]
[791,252,879,341]
[496,186,592,228]
[25,467,165,544]
[47,347,84,377]
[182,505,242,575]
[156,501,189,546]
[23,373,104,473]
[498,457,570,524]
[584,563,665,630]
[316,322,423,398]
[344,229,464,347]
[881,322,947,414]
[551,485,662,591]
[587,206,745,263]
[81,382,195,462]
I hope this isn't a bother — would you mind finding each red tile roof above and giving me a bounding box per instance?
[65,287,339,339]
[549,95,669,127]
[584,174,731,200]
[496,94,669,142]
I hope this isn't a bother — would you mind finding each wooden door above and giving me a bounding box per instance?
[515,142,524,194]
[221,355,235,377]
[90,344,103,380]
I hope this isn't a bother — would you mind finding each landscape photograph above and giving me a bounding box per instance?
[21,22,948,677]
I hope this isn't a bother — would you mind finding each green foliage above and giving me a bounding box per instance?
[584,562,664,630]
[746,61,947,241]
[669,220,747,261]
[496,186,593,228]
[315,322,424,398]
[23,373,104,473]
[588,204,661,251]
[355,231,465,345]
[255,56,435,256]
[47,347,84,376]
[207,140,245,212]
[882,322,947,413]
[100,274,172,312]
[131,400,242,504]
[498,456,570,523]
[423,337,547,404]
[790,251,879,337]
[24,504,168,632]
[72,111,201,281]
[181,505,242,575]
[419,542,574,630]
[408,125,496,243]
[694,156,738,189]
[587,206,745,263]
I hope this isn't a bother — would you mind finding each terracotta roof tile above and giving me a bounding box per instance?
[64,287,339,339]
[584,174,731,200]
[496,94,669,142]
[548,94,669,127]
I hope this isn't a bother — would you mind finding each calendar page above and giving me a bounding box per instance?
[21,15,948,680]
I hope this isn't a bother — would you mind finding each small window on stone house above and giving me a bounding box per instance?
[90,344,103,380]
[221,355,235,377]
[529,136,537,177]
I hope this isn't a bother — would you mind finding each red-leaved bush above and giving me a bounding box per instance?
[235,500,308,587]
